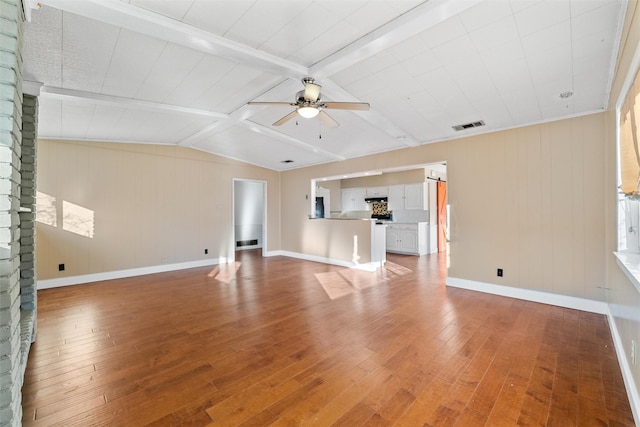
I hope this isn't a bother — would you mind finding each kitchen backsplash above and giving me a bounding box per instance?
[392,209,429,223]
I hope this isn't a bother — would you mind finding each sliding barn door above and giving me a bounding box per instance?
[437,181,447,252]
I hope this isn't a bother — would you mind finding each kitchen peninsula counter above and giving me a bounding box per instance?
[300,218,386,270]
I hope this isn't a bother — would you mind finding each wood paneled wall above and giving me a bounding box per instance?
[282,113,607,302]
[36,140,281,280]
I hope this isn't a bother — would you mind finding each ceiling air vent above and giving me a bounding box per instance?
[452,120,485,132]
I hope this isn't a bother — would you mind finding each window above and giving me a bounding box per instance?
[619,67,640,252]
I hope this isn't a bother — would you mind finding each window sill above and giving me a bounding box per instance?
[614,252,640,295]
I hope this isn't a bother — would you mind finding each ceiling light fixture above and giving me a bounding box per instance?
[297,106,319,119]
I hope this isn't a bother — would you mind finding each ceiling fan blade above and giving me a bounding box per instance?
[318,111,339,128]
[304,82,321,102]
[248,101,295,106]
[322,102,370,111]
[273,110,298,126]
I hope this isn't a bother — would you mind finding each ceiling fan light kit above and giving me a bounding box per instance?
[297,105,320,118]
[248,77,369,127]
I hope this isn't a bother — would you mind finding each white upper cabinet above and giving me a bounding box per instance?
[404,183,427,210]
[388,183,427,210]
[341,188,367,211]
[388,185,405,210]
[366,186,388,197]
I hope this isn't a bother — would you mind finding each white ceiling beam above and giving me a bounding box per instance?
[38,0,309,80]
[37,85,228,119]
[310,0,484,79]
[178,104,268,147]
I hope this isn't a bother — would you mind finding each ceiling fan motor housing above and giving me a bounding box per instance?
[296,90,320,104]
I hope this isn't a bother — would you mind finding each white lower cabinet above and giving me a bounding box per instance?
[386,223,429,255]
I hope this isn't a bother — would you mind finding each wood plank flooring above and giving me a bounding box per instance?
[22,250,634,426]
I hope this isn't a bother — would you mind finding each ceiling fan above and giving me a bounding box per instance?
[248,77,370,127]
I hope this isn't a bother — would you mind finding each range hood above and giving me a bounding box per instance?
[365,197,388,203]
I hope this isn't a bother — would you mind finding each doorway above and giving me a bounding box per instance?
[233,179,266,253]
[437,181,447,252]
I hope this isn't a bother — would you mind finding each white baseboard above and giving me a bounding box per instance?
[446,277,608,314]
[267,250,383,272]
[606,307,640,426]
[447,276,639,425]
[262,250,285,258]
[37,258,224,289]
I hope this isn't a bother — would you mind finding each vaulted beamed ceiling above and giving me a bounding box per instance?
[22,0,626,171]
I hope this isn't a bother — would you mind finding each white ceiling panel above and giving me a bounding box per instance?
[430,33,478,67]
[191,66,282,112]
[100,29,167,98]
[458,0,514,32]
[520,21,571,58]
[418,15,467,50]
[513,0,571,37]
[25,0,626,170]
[22,7,63,86]
[261,3,341,61]
[193,126,337,170]
[287,20,361,67]
[181,1,254,37]
[223,1,312,50]
[399,49,443,78]
[134,44,205,103]
[161,55,238,108]
[125,0,195,21]
[468,14,520,51]
[571,1,621,38]
[61,13,120,93]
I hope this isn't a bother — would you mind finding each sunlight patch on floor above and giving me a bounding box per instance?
[208,262,242,284]
[314,271,355,300]
[315,261,413,300]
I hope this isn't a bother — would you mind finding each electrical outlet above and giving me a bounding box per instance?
[632,340,637,366]
[204,249,208,255]
[58,263,65,271]
[497,268,503,277]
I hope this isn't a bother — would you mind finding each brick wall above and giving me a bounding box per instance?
[20,93,36,337]
[0,1,30,426]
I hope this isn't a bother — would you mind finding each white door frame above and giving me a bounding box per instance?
[232,178,267,256]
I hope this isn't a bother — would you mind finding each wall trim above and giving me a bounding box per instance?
[606,306,640,426]
[447,276,639,425]
[446,277,608,314]
[37,258,223,289]
[264,250,383,272]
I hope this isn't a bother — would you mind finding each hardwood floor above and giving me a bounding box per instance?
[22,250,634,426]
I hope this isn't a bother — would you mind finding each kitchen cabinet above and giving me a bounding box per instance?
[387,185,405,210]
[366,186,388,197]
[386,222,429,255]
[387,183,427,210]
[341,188,367,211]
[404,183,427,210]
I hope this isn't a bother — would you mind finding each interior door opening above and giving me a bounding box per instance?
[233,179,266,255]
